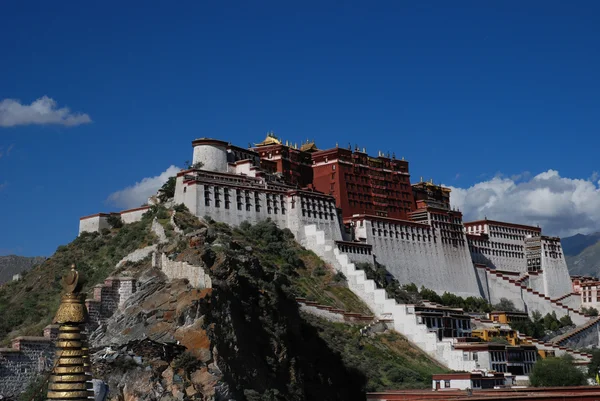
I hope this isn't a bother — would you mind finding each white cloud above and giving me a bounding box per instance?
[107,166,181,209]
[0,96,91,127]
[446,170,600,237]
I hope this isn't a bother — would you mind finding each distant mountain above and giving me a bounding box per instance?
[0,255,46,284]
[562,233,600,277]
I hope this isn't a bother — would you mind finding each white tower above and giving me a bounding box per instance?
[191,138,229,172]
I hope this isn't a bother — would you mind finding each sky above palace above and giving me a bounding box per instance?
[1,1,599,256]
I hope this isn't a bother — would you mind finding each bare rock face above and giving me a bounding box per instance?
[89,220,366,401]
[89,267,229,401]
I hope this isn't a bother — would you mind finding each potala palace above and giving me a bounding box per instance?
[78,134,600,377]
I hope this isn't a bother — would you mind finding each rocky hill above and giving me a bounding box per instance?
[0,255,46,285]
[563,233,600,277]
[0,205,446,400]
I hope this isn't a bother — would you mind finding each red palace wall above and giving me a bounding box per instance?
[311,147,414,220]
[253,144,313,187]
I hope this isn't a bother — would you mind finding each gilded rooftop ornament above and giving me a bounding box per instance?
[47,264,93,401]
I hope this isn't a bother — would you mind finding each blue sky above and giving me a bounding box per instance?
[1,1,599,256]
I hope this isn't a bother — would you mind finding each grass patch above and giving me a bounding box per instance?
[303,314,448,391]
[0,207,162,343]
[232,220,372,315]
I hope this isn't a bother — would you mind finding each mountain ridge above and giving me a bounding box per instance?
[0,255,46,285]
[562,233,600,277]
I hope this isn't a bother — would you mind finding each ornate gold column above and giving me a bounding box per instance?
[47,265,94,401]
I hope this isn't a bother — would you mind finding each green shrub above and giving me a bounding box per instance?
[529,355,586,387]
[158,176,176,202]
[18,375,48,401]
[313,266,326,277]
[106,214,123,228]
[493,298,518,312]
[582,306,599,316]
[333,271,346,283]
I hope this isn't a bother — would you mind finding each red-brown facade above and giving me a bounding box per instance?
[252,136,314,188]
[311,146,414,220]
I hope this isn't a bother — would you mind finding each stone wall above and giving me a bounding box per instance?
[152,252,212,289]
[296,298,380,325]
[556,293,581,310]
[115,245,157,268]
[553,318,600,349]
[541,245,573,299]
[353,219,481,298]
[528,272,545,294]
[483,267,588,326]
[0,326,58,398]
[86,277,137,328]
[79,207,151,235]
[120,206,151,224]
[78,214,110,235]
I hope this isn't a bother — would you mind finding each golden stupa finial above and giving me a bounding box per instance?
[47,264,93,401]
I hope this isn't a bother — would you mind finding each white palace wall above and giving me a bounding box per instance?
[541,242,573,299]
[79,214,110,235]
[175,174,343,244]
[354,219,481,298]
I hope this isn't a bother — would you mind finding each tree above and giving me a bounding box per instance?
[106,214,123,229]
[559,315,574,327]
[582,307,599,317]
[419,287,442,304]
[529,355,586,387]
[493,298,518,312]
[587,349,600,379]
[158,176,176,202]
[543,312,561,331]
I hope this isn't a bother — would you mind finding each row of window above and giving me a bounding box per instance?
[470,247,525,259]
[489,225,538,236]
[299,197,335,211]
[432,221,464,232]
[491,364,507,373]
[420,317,471,330]
[544,243,562,252]
[301,209,336,220]
[372,229,432,242]
[490,351,507,362]
[432,214,462,224]
[372,221,430,234]
[337,244,372,255]
[545,251,563,259]
[343,172,410,186]
[468,239,525,252]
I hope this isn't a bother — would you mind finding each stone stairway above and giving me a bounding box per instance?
[482,266,590,325]
[303,225,478,371]
[551,316,600,347]
[515,332,592,363]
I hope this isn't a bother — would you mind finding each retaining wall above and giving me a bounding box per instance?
[152,252,212,289]
[352,219,481,299]
[86,277,137,328]
[0,326,58,398]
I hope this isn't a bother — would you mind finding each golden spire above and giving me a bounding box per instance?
[47,264,93,401]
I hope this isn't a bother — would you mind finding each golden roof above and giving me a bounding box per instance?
[300,141,318,152]
[255,132,282,147]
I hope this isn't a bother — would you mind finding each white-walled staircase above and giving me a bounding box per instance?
[303,225,478,371]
